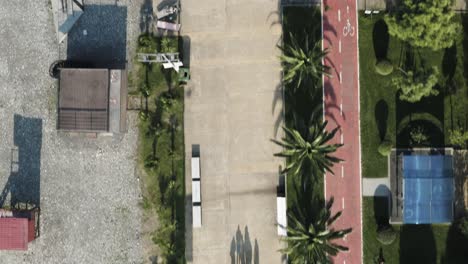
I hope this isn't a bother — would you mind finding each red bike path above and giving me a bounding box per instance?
[322,0,363,263]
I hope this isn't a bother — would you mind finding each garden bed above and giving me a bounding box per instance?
[133,34,185,263]
[359,13,468,178]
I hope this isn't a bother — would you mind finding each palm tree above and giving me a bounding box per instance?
[279,32,331,91]
[272,122,342,177]
[280,197,352,263]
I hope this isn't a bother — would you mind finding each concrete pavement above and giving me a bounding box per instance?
[181,0,285,263]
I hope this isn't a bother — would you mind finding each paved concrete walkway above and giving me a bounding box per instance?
[362,177,390,197]
[181,0,284,263]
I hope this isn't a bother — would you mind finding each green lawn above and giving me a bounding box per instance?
[363,198,468,264]
[135,35,185,263]
[359,13,468,178]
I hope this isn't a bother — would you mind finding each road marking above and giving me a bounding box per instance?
[341,132,344,144]
[342,197,345,209]
[347,5,349,14]
[341,164,344,178]
[344,261,346,264]
[339,39,342,53]
[340,103,343,116]
[339,71,342,83]
[338,10,341,22]
[343,234,347,241]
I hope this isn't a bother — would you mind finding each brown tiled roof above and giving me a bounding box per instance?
[58,68,109,131]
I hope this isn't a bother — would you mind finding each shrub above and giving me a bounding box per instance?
[449,128,468,147]
[458,216,468,239]
[375,59,394,76]
[377,226,397,245]
[410,125,429,145]
[378,140,393,156]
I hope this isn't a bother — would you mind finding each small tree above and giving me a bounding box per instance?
[458,216,468,239]
[375,59,394,76]
[377,226,397,245]
[385,0,460,50]
[410,125,429,145]
[449,128,468,147]
[378,140,393,156]
[393,67,439,103]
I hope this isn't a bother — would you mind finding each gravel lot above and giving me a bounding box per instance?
[0,0,148,263]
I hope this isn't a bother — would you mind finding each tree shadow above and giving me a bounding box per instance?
[139,0,153,33]
[230,226,258,264]
[373,196,390,229]
[0,115,43,209]
[375,99,389,141]
[442,45,457,83]
[440,222,468,263]
[399,225,436,264]
[373,19,389,60]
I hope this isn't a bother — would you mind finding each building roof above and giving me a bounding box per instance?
[402,155,454,224]
[0,218,29,250]
[58,68,109,131]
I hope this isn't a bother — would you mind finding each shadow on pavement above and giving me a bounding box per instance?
[0,114,43,209]
[67,4,128,69]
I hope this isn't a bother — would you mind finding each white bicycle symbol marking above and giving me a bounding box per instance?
[343,19,355,37]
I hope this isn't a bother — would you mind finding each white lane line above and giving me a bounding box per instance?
[339,39,342,53]
[344,261,346,264]
[343,234,347,241]
[342,197,345,209]
[341,132,344,144]
[347,5,349,14]
[339,71,342,83]
[338,9,341,22]
[341,164,344,178]
[340,103,343,116]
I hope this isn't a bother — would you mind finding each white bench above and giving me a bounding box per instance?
[192,157,202,227]
[193,205,202,228]
[191,157,200,180]
[277,197,287,236]
[156,20,181,32]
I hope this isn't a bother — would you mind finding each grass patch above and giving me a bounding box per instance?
[359,13,468,178]
[135,34,185,263]
[363,197,468,264]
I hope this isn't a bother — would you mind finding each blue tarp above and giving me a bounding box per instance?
[403,155,454,224]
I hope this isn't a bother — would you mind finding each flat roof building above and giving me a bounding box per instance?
[390,150,455,224]
[58,68,127,133]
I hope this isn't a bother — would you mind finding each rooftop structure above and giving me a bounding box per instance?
[0,209,38,251]
[390,150,455,224]
[58,68,127,133]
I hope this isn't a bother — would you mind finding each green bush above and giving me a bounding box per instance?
[375,59,394,76]
[377,226,397,245]
[449,128,468,147]
[458,216,468,239]
[378,140,393,156]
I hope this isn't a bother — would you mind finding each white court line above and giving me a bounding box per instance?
[339,39,342,53]
[338,9,341,22]
[339,71,342,83]
[342,197,345,209]
[341,164,344,178]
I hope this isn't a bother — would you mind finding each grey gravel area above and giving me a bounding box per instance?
[0,0,149,263]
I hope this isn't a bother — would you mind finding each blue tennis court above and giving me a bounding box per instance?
[403,155,454,224]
